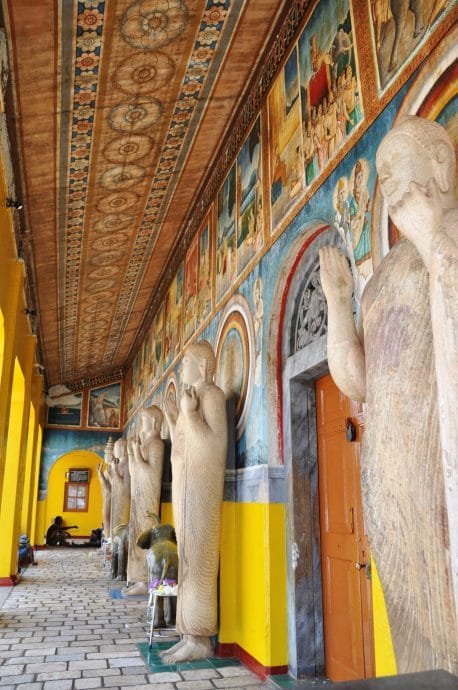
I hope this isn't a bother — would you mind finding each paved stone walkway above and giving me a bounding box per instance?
[0,549,274,690]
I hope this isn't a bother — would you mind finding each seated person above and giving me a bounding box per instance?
[45,516,78,546]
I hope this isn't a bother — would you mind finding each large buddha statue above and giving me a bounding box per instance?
[110,438,131,539]
[162,340,228,662]
[125,405,164,596]
[319,116,457,673]
[97,437,114,539]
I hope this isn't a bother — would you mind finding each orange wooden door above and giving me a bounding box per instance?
[315,373,374,682]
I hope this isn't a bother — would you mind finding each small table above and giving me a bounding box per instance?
[146,588,178,648]
[101,539,111,569]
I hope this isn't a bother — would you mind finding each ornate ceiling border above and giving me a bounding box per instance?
[59,0,238,382]
[126,0,311,368]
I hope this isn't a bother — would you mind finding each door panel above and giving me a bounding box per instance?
[316,373,374,681]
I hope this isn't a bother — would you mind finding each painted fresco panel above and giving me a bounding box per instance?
[184,236,199,342]
[125,368,134,417]
[369,0,455,92]
[268,45,304,230]
[332,157,373,305]
[216,164,237,302]
[150,305,164,387]
[163,265,183,369]
[88,382,121,428]
[298,0,362,188]
[237,117,264,274]
[47,392,82,427]
[197,220,212,328]
[123,26,455,481]
[132,350,143,410]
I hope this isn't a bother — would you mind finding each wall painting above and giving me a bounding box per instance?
[268,44,304,230]
[88,382,121,429]
[237,116,264,274]
[369,0,455,92]
[184,236,199,342]
[216,164,237,303]
[197,219,212,329]
[163,264,184,370]
[47,391,83,427]
[298,0,362,188]
[150,305,164,388]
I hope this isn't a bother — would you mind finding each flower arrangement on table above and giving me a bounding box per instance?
[149,578,177,595]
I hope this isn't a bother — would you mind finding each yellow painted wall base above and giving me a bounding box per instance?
[162,499,397,678]
[371,557,397,676]
[161,500,288,669]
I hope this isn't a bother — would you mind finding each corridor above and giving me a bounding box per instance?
[0,549,273,690]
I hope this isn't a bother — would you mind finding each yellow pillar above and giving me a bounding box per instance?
[0,329,36,583]
[29,385,45,547]
[21,373,43,537]
[0,261,23,495]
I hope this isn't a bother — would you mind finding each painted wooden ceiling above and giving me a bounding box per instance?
[4,0,283,387]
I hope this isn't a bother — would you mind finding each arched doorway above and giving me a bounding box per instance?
[278,226,374,680]
[44,450,103,541]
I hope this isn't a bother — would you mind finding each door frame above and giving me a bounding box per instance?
[279,226,373,678]
[283,337,328,678]
[280,227,342,678]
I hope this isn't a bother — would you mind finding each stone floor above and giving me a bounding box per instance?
[0,548,275,690]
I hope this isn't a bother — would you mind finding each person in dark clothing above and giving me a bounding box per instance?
[45,516,78,546]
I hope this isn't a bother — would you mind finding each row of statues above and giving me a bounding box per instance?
[98,340,228,663]
[97,117,457,672]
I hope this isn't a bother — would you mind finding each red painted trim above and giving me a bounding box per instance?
[217,642,288,680]
[0,574,21,586]
[276,226,330,464]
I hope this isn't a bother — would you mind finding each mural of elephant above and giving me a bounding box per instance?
[389,0,424,71]
[111,523,129,580]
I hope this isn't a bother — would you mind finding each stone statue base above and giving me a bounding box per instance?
[160,634,213,663]
[124,581,148,596]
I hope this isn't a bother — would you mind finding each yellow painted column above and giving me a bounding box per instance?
[21,373,43,537]
[30,423,44,547]
[0,261,23,495]
[20,403,36,535]
[0,330,36,583]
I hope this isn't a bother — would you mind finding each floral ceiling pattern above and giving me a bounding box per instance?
[5,0,282,386]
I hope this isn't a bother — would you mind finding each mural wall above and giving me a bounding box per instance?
[124,0,455,453]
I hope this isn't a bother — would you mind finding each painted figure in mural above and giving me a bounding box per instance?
[125,406,164,596]
[319,116,458,673]
[162,340,228,662]
[303,117,318,185]
[253,276,264,387]
[348,158,373,285]
[97,436,114,540]
[313,103,327,171]
[388,0,424,72]
[325,90,339,159]
[371,0,392,50]
[343,64,360,133]
[331,25,353,80]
